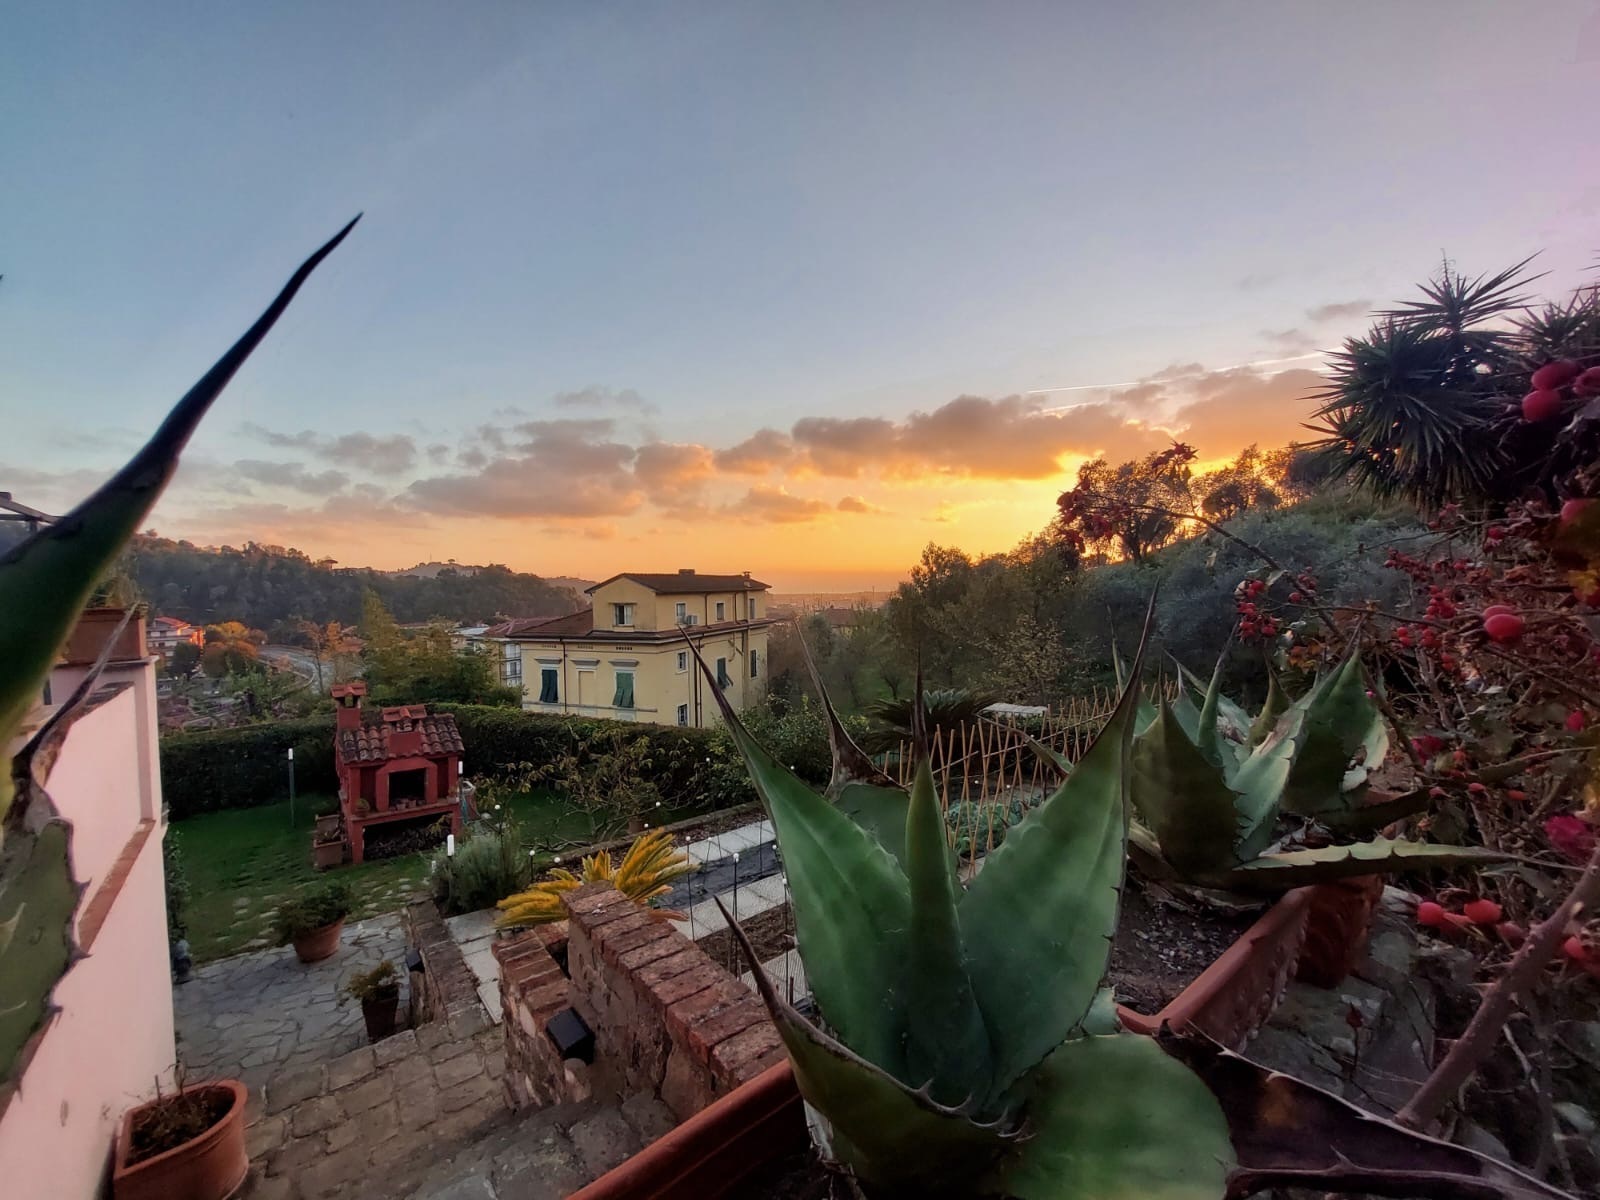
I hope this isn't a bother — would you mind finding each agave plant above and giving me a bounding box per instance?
[1128,651,1507,892]
[859,686,1000,754]
[496,829,692,928]
[696,620,1564,1199]
[0,219,356,1102]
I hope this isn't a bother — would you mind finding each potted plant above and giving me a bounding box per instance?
[572,617,1563,1199]
[112,1077,248,1200]
[342,960,401,1042]
[273,881,352,963]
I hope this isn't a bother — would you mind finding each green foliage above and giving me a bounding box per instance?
[359,591,520,707]
[164,828,191,943]
[945,796,1029,858]
[159,716,337,818]
[1130,652,1506,891]
[271,881,352,943]
[861,687,1000,754]
[124,535,579,630]
[1311,257,1600,507]
[430,823,533,916]
[340,960,398,1003]
[711,612,1242,1197]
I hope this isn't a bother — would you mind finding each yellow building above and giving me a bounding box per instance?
[476,570,773,727]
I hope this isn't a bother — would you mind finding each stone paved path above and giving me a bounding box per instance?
[446,909,504,1025]
[175,915,409,1093]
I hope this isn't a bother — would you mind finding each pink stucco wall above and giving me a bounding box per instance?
[0,654,176,1198]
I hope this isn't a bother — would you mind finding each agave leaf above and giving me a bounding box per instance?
[1226,723,1297,862]
[1078,987,1122,1037]
[0,217,360,825]
[1193,652,1234,770]
[691,647,911,1075]
[1171,687,1204,743]
[1281,653,1387,817]
[1248,669,1292,746]
[992,1032,1235,1200]
[1130,702,1242,878]
[1024,731,1073,780]
[961,595,1152,1098]
[1158,1029,1574,1200]
[1215,838,1511,892]
[903,761,993,1104]
[717,896,1012,1192]
[1178,652,1251,755]
[834,781,913,873]
[1317,787,1431,834]
[0,821,81,1106]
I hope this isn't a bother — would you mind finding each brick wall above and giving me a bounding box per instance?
[495,922,590,1109]
[498,883,785,1124]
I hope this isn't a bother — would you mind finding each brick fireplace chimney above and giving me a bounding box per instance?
[332,680,367,732]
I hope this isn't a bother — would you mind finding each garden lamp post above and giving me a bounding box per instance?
[287,745,296,828]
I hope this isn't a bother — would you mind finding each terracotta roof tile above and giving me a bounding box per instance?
[482,609,594,638]
[336,709,463,765]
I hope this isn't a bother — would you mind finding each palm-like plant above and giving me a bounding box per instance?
[860,687,999,754]
[1309,259,1535,508]
[496,830,692,927]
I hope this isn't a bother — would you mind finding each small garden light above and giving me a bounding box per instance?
[446,833,455,857]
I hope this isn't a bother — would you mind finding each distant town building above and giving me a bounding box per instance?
[145,615,204,659]
[474,569,772,728]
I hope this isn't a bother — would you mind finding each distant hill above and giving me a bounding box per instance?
[391,561,595,594]
[125,535,582,633]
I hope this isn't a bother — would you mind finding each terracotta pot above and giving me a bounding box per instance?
[291,918,344,964]
[1295,874,1386,988]
[61,607,148,666]
[1117,887,1312,1048]
[113,1079,248,1200]
[312,839,344,871]
[571,1061,804,1200]
[361,986,400,1042]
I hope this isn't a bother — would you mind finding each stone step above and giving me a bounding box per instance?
[681,872,788,939]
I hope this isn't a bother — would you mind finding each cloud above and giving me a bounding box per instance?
[789,395,1168,481]
[1307,299,1370,323]
[632,442,715,503]
[426,443,450,465]
[405,419,642,518]
[241,423,418,473]
[551,386,659,416]
[234,460,350,496]
[1170,368,1325,453]
[714,429,795,474]
[1260,327,1319,353]
[837,495,888,515]
[733,486,833,523]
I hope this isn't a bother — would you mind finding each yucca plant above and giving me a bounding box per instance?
[496,829,692,928]
[1129,651,1507,892]
[0,219,356,1105]
[695,619,1563,1199]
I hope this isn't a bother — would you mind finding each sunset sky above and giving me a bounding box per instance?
[5,3,1599,591]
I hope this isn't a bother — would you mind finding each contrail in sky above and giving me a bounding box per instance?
[1028,350,1332,410]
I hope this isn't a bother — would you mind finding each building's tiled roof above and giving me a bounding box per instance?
[481,610,594,638]
[586,571,769,594]
[336,710,463,764]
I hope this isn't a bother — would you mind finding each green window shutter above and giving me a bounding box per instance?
[716,658,730,688]
[613,671,634,708]
[539,668,558,704]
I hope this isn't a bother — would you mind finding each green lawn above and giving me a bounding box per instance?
[172,789,708,964]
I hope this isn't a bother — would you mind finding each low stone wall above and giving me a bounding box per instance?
[405,899,492,1040]
[498,883,784,1123]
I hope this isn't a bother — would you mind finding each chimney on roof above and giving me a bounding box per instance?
[743,571,751,579]
[678,567,694,575]
[333,680,367,732]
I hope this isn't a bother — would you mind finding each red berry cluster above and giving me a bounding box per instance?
[1416,896,1522,946]
[1522,360,1600,424]
[1233,577,1279,641]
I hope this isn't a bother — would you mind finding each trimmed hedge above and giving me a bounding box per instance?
[159,704,761,822]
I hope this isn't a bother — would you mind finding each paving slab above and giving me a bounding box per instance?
[174,914,409,1090]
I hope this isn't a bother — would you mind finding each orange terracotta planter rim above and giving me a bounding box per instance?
[113,1079,248,1188]
[292,917,344,963]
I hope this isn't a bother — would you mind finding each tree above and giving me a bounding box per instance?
[359,591,519,707]
[298,619,356,690]
[166,641,202,680]
[536,728,661,835]
[201,621,264,677]
[1053,444,1198,564]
